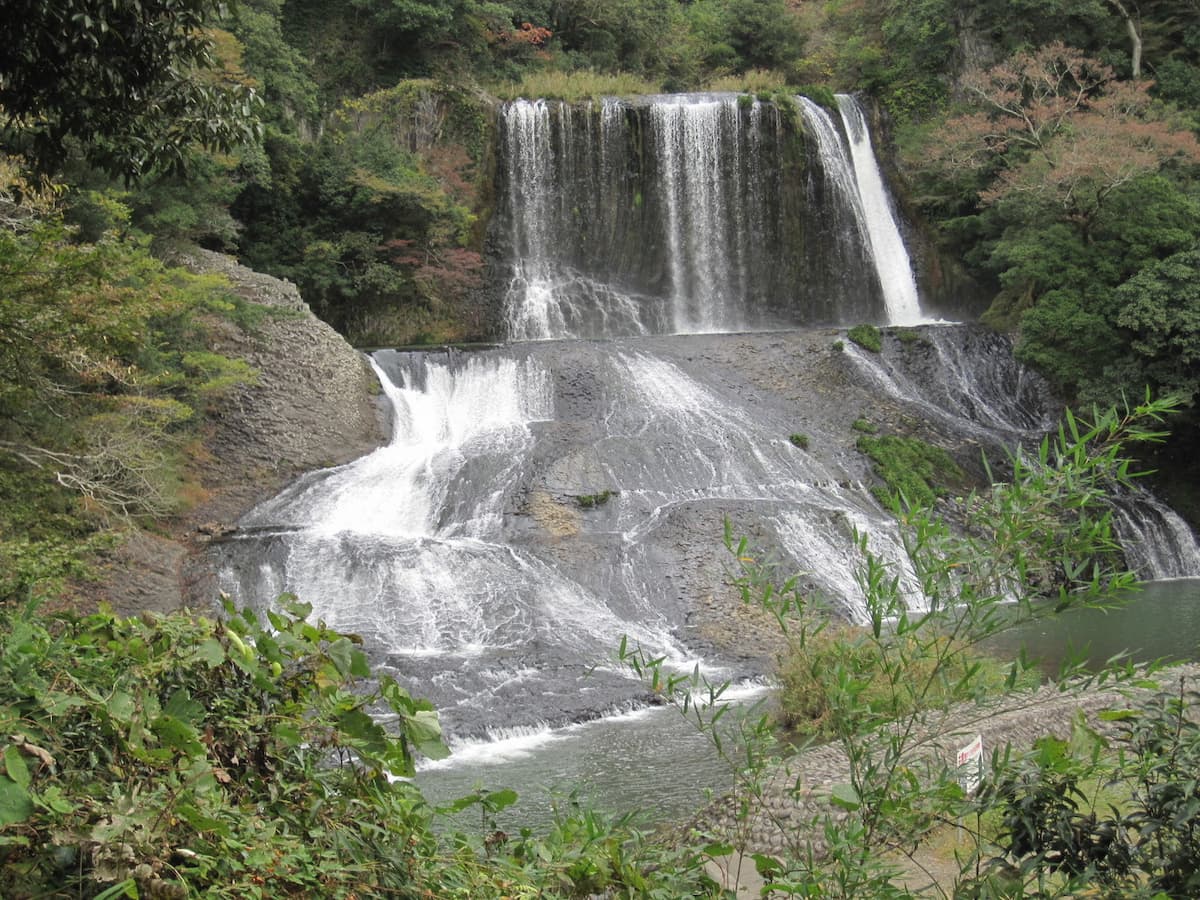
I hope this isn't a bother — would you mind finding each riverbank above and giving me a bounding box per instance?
[695,662,1200,896]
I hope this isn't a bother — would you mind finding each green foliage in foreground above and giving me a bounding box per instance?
[985,679,1200,897]
[0,595,715,898]
[775,626,1029,737]
[618,395,1190,898]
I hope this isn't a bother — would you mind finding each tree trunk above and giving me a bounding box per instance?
[1107,0,1143,77]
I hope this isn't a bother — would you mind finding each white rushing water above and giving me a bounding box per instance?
[497,92,920,335]
[1113,491,1200,580]
[835,94,924,325]
[501,99,654,340]
[651,96,744,333]
[215,91,1200,822]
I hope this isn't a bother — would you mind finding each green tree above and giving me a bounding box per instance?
[1111,248,1200,403]
[0,0,262,179]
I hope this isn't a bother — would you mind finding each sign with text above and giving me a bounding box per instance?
[956,734,983,796]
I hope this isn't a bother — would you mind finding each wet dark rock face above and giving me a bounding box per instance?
[489,96,887,340]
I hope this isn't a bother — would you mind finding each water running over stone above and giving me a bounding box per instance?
[835,95,924,325]
[496,93,896,337]
[212,326,1105,743]
[216,92,1198,795]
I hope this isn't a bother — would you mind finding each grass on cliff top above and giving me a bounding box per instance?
[705,69,789,94]
[492,69,664,101]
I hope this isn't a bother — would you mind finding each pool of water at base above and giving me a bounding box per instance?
[414,580,1200,835]
[414,687,768,833]
[985,577,1200,676]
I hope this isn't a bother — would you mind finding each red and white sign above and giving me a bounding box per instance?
[956,734,983,795]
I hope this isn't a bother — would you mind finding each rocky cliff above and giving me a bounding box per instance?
[96,251,388,615]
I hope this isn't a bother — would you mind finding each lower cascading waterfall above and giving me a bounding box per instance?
[213,327,1200,755]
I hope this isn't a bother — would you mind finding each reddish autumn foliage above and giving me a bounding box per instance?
[928,43,1200,226]
[489,22,552,48]
[385,239,484,305]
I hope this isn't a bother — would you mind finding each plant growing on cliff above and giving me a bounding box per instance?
[576,489,618,509]
[857,433,966,508]
[848,324,883,353]
[618,394,1182,897]
[0,173,258,600]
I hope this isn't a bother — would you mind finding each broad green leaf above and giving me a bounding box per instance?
[0,777,33,826]
[273,723,302,746]
[830,783,861,811]
[106,690,135,724]
[349,647,371,678]
[40,691,86,716]
[753,853,783,876]
[407,709,448,760]
[177,802,231,835]
[152,715,203,754]
[328,637,354,677]
[35,785,76,815]
[1098,709,1139,722]
[438,792,484,815]
[190,638,223,671]
[481,788,518,812]
[3,747,30,790]
[163,688,204,725]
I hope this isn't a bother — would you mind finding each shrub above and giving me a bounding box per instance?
[576,489,618,509]
[707,69,789,94]
[789,433,810,449]
[0,596,447,897]
[851,417,877,434]
[795,84,838,109]
[0,596,714,898]
[847,324,882,352]
[493,70,663,101]
[776,625,1024,736]
[618,397,1175,898]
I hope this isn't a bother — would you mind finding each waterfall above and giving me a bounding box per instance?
[495,93,897,337]
[1112,491,1200,580]
[214,93,1200,798]
[501,99,659,340]
[841,328,1200,579]
[650,97,744,333]
[835,95,924,325]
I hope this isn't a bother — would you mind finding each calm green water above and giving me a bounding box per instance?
[986,578,1200,675]
[415,686,767,832]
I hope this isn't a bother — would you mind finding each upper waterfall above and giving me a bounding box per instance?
[495,93,923,340]
[835,95,923,325]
